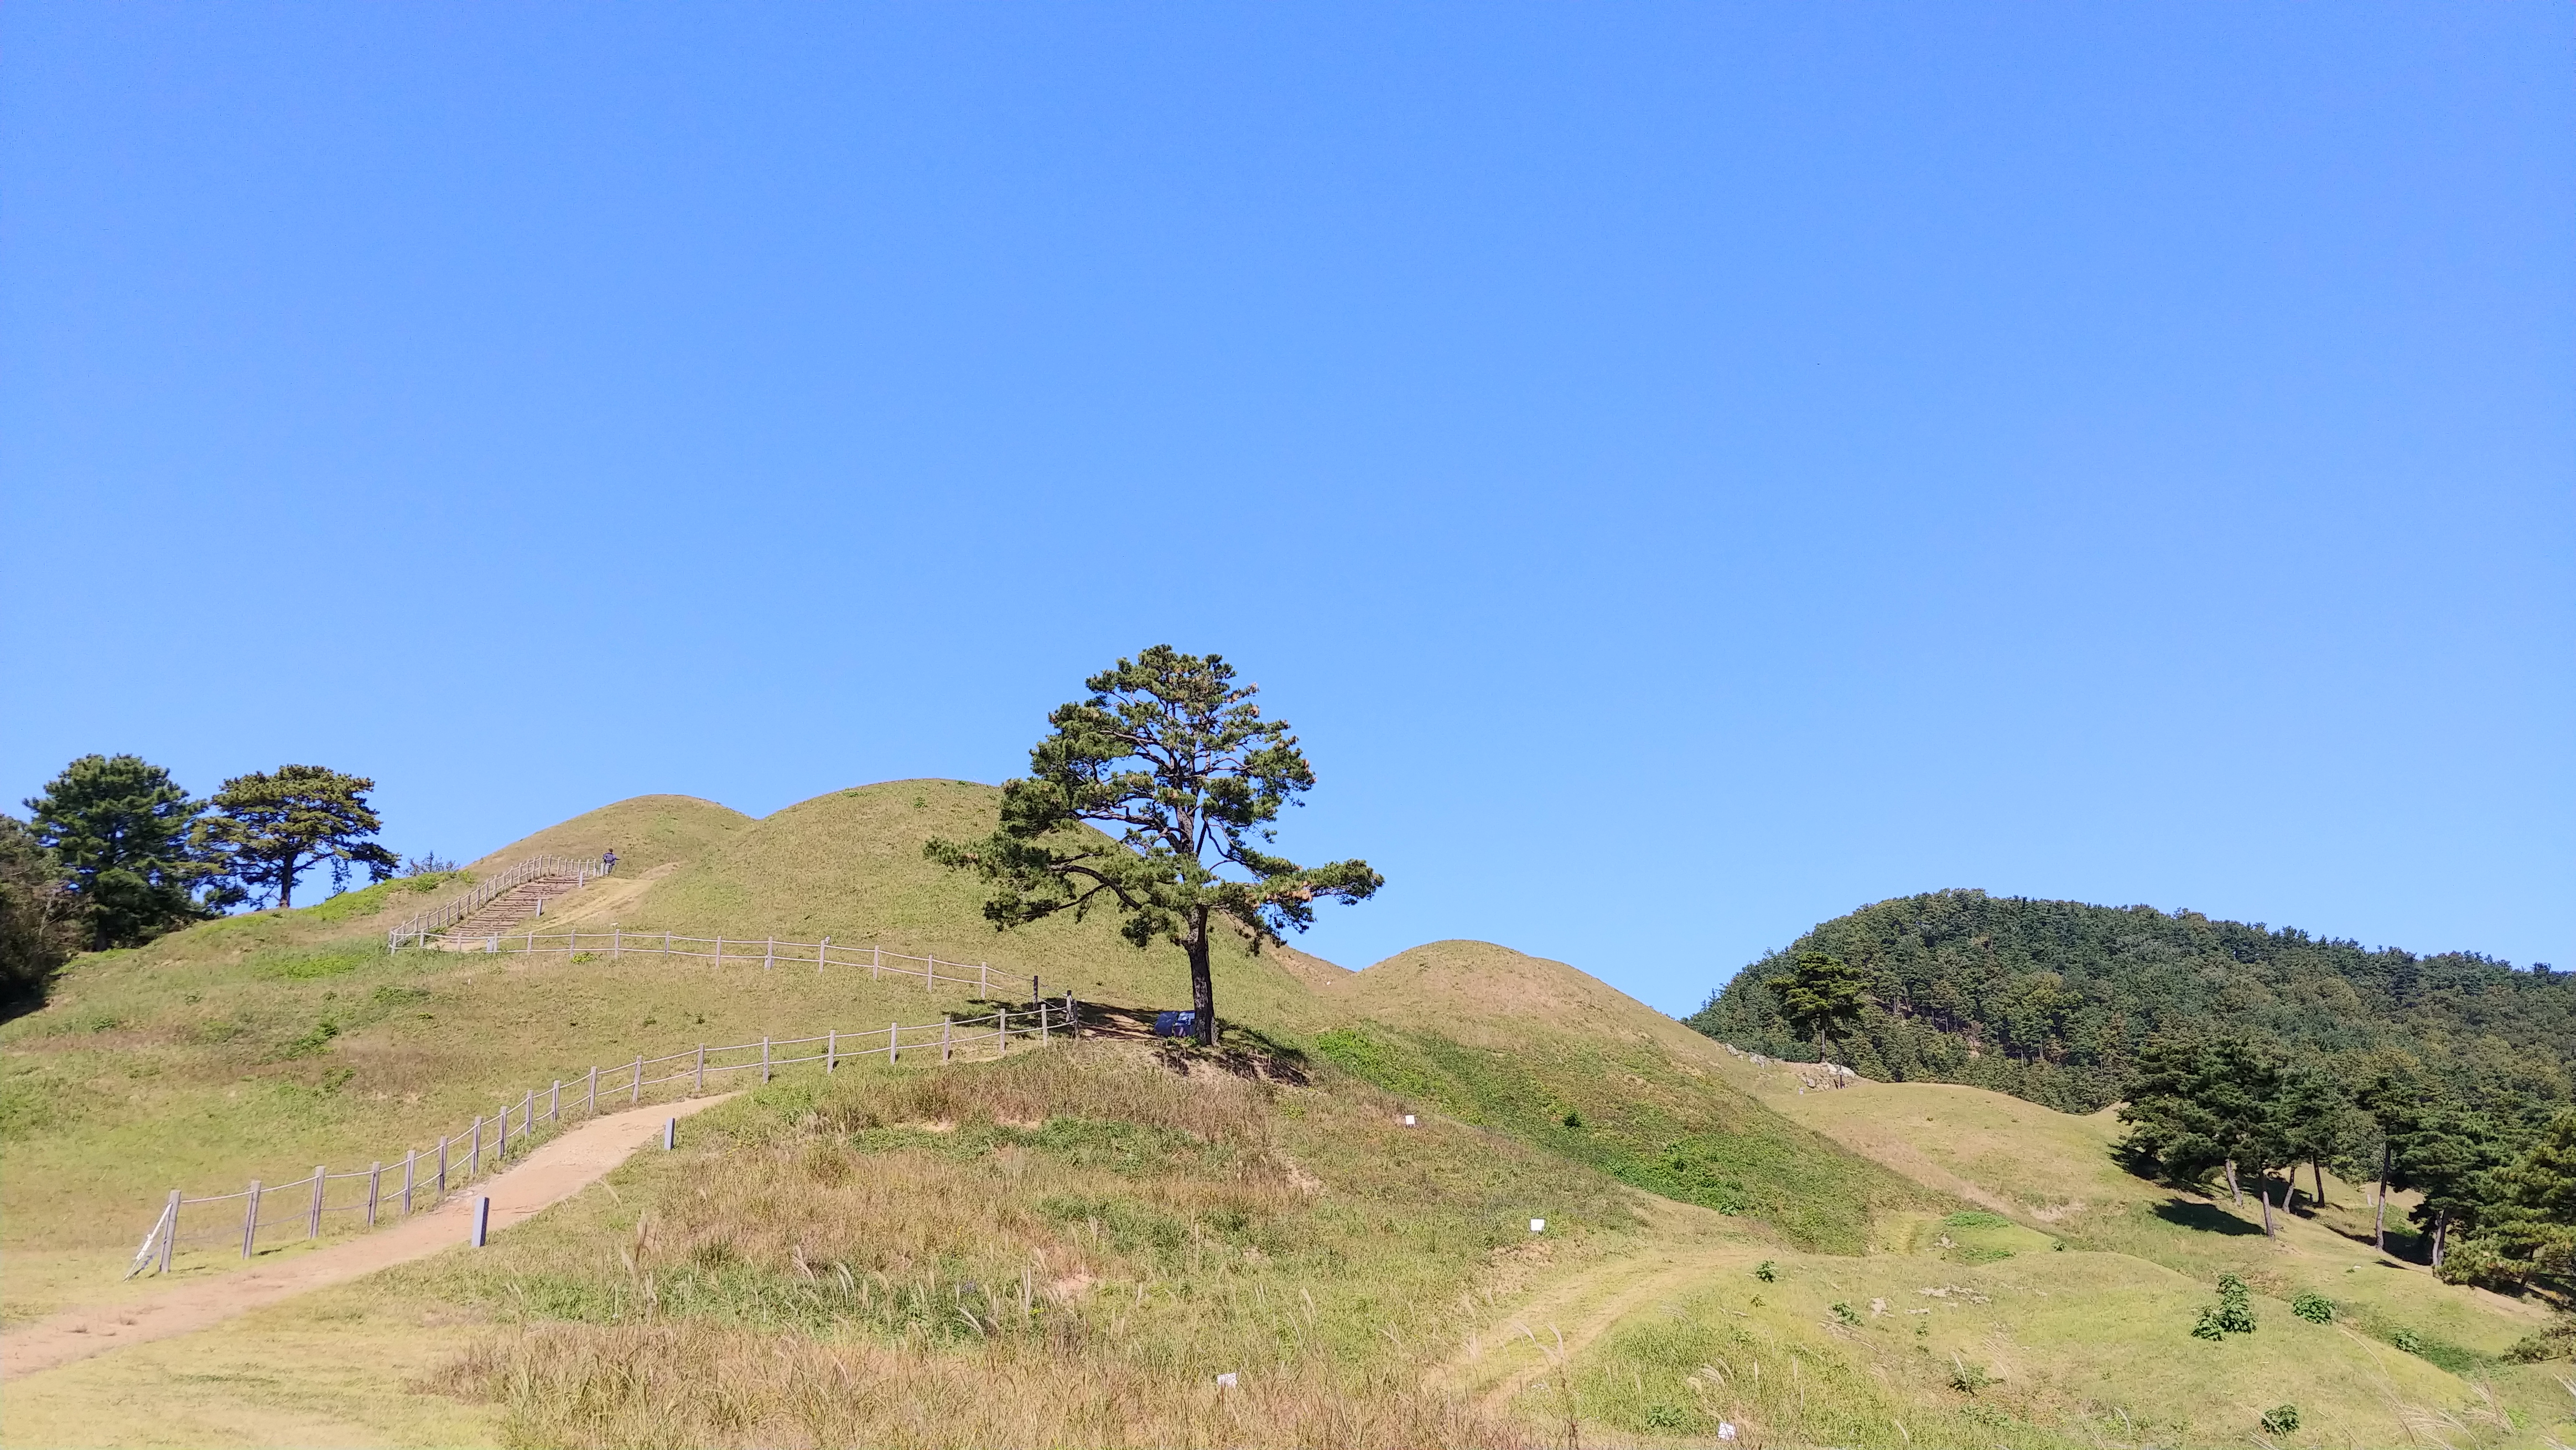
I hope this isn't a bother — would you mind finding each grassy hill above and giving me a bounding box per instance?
[6,791,2571,1448]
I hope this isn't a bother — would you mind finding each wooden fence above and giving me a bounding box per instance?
[387,925,1033,1002]
[384,853,607,948]
[126,996,1081,1277]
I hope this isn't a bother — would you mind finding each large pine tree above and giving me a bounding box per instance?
[23,754,220,947]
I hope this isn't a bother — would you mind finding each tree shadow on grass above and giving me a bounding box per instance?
[2151,1197,2268,1237]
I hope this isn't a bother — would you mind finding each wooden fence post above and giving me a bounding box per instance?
[158,1190,179,1273]
[241,1180,261,1259]
[713,934,722,965]
[403,1151,417,1215]
[818,936,830,975]
[469,1118,482,1178]
[662,931,669,957]
[497,1102,509,1159]
[550,1080,560,1121]
[942,1019,952,1062]
[437,1139,449,1199]
[872,945,881,980]
[522,1090,534,1143]
[981,962,990,997]
[630,1055,642,1105]
[889,1022,899,1063]
[587,1066,598,1115]
[1067,992,1079,1039]
[762,1037,771,1083]
[308,1167,326,1239]
[613,925,621,960]
[695,1044,705,1093]
[765,936,775,970]
[367,1163,381,1226]
[827,1029,837,1073]
[999,1008,1009,1055]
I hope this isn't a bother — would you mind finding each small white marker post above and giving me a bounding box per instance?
[1530,1218,1545,1234]
[1402,1114,1417,1127]
[472,1196,491,1247]
[664,1118,676,1151]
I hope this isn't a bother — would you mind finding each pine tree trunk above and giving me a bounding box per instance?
[2374,1142,2390,1252]
[275,852,295,910]
[1185,905,1215,1048]
[2260,1176,2277,1237]
[2224,1159,2242,1206]
[2431,1209,2448,1270]
[2312,1159,2328,1210]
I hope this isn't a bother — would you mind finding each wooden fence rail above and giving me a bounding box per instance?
[388,924,1039,1001]
[127,996,1082,1277]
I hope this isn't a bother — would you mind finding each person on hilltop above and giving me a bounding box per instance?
[601,848,617,875]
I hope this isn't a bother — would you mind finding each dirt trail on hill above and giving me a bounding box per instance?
[1440,1194,1759,1414]
[0,1094,734,1382]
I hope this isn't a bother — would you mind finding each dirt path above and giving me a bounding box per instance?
[0,1094,734,1382]
[1439,1194,1760,1414]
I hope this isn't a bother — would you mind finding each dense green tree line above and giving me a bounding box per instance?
[1688,889,2570,1114]
[1688,889,2574,1294]
[2,754,401,1011]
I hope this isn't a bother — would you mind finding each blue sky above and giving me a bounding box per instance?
[4,4,2568,1014]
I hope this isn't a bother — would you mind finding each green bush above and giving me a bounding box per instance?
[2192,1273,2257,1340]
[2260,1403,2299,1435]
[2290,1291,2334,1324]
[1946,1358,1995,1394]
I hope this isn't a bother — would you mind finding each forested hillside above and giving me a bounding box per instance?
[1686,889,2573,1116]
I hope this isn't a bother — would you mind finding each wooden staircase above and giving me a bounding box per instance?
[435,874,588,947]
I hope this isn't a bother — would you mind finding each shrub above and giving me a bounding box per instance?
[1829,1301,1861,1326]
[2192,1273,2257,1340]
[1753,1260,1777,1282]
[2504,1314,2574,1363]
[1946,1358,1996,1394]
[2289,1291,2334,1324]
[2260,1403,2300,1435]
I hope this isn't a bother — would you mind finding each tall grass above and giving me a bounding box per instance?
[413,1044,1621,1448]
[437,1319,1529,1450]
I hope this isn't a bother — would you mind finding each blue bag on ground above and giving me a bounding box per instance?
[1152,1010,1197,1038]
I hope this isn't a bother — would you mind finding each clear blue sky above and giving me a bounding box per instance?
[4,4,2568,1014]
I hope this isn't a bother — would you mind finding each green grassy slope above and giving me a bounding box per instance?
[464,793,755,875]
[558,779,1330,1030]
[0,782,1299,1321]
[11,788,2570,1448]
[1315,941,1941,1252]
[1720,1063,2574,1443]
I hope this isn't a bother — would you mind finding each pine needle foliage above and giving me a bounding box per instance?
[927,647,1380,1045]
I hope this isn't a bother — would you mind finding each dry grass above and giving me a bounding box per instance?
[396,1043,1628,1449]
[435,1319,1527,1450]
